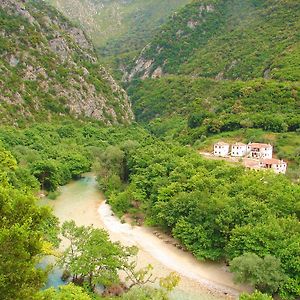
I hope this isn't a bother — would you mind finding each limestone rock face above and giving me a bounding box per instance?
[0,0,134,125]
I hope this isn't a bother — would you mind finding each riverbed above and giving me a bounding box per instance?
[40,174,250,300]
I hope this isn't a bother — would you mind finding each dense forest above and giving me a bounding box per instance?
[125,0,300,180]
[97,138,300,299]
[1,118,299,299]
[128,76,300,179]
[0,120,182,299]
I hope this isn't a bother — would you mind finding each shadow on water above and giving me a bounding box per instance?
[37,256,66,290]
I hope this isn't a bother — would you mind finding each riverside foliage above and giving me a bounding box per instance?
[98,140,300,299]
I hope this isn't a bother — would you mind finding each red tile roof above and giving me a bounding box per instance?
[249,143,272,149]
[260,159,286,165]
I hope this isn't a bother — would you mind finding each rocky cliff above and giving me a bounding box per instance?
[0,0,134,125]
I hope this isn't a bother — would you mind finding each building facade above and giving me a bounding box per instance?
[259,159,287,174]
[212,141,287,174]
[214,142,230,157]
[247,143,273,159]
[231,142,247,157]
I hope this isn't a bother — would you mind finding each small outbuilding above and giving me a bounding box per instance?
[259,159,287,174]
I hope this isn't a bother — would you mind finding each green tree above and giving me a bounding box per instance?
[240,291,273,300]
[59,221,128,291]
[0,158,59,299]
[32,160,60,191]
[37,283,92,300]
[230,253,287,294]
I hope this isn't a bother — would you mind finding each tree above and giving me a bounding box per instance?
[240,291,273,300]
[0,161,59,299]
[61,153,90,179]
[37,283,92,300]
[59,221,128,291]
[31,160,60,191]
[230,253,287,294]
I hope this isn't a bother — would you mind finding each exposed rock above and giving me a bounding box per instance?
[127,58,154,81]
[0,0,134,125]
[199,4,214,13]
[49,37,71,61]
[9,55,19,67]
[176,29,184,36]
[187,20,199,29]
[67,27,91,50]
[263,67,271,79]
[215,71,224,81]
[152,66,163,78]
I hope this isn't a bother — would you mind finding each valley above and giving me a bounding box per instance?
[0,0,299,299]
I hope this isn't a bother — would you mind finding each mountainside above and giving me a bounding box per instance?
[46,0,190,57]
[126,0,300,179]
[127,0,300,81]
[0,0,134,125]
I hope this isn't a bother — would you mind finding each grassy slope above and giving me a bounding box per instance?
[128,76,300,179]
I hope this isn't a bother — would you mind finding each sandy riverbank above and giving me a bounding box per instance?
[42,175,251,300]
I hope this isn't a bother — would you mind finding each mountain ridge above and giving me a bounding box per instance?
[127,0,300,81]
[0,0,134,125]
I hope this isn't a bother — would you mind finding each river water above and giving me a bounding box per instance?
[40,174,250,299]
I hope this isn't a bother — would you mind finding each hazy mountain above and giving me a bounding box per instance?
[47,0,191,56]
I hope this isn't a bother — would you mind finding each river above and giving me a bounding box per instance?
[40,174,251,300]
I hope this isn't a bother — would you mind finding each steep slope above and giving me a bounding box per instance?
[128,0,300,81]
[46,0,191,57]
[0,0,134,125]
[126,0,299,178]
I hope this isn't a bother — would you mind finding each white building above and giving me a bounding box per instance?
[214,142,230,157]
[231,142,247,157]
[247,143,273,159]
[259,159,287,174]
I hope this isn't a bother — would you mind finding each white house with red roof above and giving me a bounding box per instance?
[213,141,287,174]
[247,143,273,159]
[259,159,287,174]
[214,142,230,157]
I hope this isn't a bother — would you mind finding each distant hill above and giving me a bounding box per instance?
[0,0,134,125]
[46,0,191,57]
[127,0,300,81]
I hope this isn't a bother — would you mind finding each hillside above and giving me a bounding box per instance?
[0,0,134,125]
[46,0,190,57]
[125,0,300,178]
[127,0,300,81]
